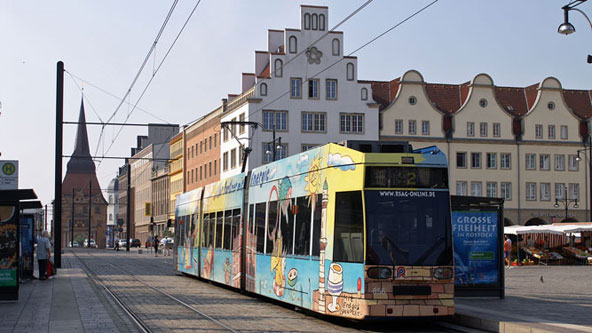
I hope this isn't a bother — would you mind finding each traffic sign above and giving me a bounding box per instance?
[0,161,18,190]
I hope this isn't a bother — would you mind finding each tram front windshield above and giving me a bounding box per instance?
[365,190,452,267]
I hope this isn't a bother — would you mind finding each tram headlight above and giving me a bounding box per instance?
[367,267,392,279]
[433,267,453,280]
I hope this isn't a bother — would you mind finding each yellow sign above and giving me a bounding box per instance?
[145,202,151,216]
[2,163,15,176]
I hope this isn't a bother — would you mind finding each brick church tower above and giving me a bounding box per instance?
[61,100,107,249]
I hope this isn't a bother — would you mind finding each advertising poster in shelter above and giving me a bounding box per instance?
[452,211,499,286]
[0,205,18,287]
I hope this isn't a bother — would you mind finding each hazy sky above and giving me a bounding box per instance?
[1,0,591,216]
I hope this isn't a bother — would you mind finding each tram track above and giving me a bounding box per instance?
[72,250,239,333]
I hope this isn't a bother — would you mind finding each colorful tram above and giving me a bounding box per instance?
[174,142,453,319]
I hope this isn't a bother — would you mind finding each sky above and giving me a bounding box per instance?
[1,0,591,219]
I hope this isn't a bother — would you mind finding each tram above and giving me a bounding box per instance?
[174,141,453,319]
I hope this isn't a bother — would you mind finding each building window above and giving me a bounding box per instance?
[326,79,337,100]
[230,148,237,169]
[487,153,497,169]
[239,113,245,134]
[361,88,368,101]
[223,152,229,171]
[456,181,467,196]
[540,154,551,170]
[479,98,488,108]
[340,113,364,134]
[500,153,511,169]
[540,183,551,201]
[319,14,325,30]
[301,144,319,152]
[260,83,268,96]
[304,13,310,30]
[214,160,217,175]
[208,162,212,177]
[471,182,482,196]
[332,38,340,56]
[456,152,467,168]
[569,183,580,200]
[290,78,302,98]
[467,122,475,137]
[486,182,497,198]
[289,36,297,53]
[408,120,416,135]
[526,182,537,201]
[274,59,283,77]
[209,135,213,150]
[263,142,288,163]
[555,154,565,171]
[408,96,417,105]
[214,133,217,147]
[568,155,579,171]
[422,121,430,135]
[395,119,403,134]
[223,126,229,142]
[548,101,556,110]
[200,165,203,180]
[203,139,207,153]
[548,125,556,139]
[471,152,481,168]
[561,125,568,140]
[308,79,319,99]
[501,182,512,200]
[555,183,566,200]
[301,112,326,132]
[191,169,194,183]
[262,110,288,131]
[312,13,318,30]
[480,122,488,137]
[346,63,354,81]
[535,124,543,139]
[525,154,536,170]
[493,123,500,137]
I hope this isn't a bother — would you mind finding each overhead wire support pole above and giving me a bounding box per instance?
[220,121,259,172]
[54,61,64,268]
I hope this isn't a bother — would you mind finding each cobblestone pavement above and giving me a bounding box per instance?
[68,249,462,332]
[456,265,592,332]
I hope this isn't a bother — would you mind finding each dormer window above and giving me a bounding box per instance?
[312,14,318,30]
[304,13,311,30]
[289,36,297,53]
[274,59,283,77]
[361,88,368,100]
[319,14,326,30]
[346,63,354,81]
[332,38,340,56]
[260,83,268,96]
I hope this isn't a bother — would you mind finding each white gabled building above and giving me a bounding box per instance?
[220,5,380,179]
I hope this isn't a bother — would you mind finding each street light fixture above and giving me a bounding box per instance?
[554,198,579,220]
[557,0,592,62]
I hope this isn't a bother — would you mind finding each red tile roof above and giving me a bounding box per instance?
[258,63,270,78]
[563,89,592,120]
[494,87,529,116]
[425,84,461,114]
[460,82,470,106]
[525,83,538,110]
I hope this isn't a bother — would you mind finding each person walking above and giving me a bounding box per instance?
[37,231,51,280]
[164,238,171,256]
[154,235,159,257]
[114,237,120,251]
[504,235,512,268]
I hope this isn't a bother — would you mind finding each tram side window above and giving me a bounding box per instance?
[255,203,266,253]
[248,204,254,234]
[223,210,232,250]
[202,214,209,247]
[333,191,364,263]
[294,197,311,256]
[215,212,224,249]
[266,200,278,254]
[177,216,185,247]
[280,199,295,256]
[312,194,322,257]
[208,213,216,247]
[232,209,241,250]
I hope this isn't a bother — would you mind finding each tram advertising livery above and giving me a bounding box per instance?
[174,142,453,319]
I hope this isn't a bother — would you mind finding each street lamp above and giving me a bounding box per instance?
[265,137,283,162]
[555,198,579,220]
[557,0,592,63]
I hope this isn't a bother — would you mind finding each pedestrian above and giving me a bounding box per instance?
[154,235,159,257]
[504,235,512,268]
[164,238,171,256]
[114,237,120,251]
[37,230,52,280]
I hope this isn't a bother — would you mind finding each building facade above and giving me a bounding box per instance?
[106,178,119,247]
[378,70,592,226]
[185,106,222,191]
[168,132,184,232]
[151,165,169,237]
[220,5,380,179]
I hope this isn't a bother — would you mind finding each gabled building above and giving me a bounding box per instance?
[378,70,592,226]
[61,100,107,248]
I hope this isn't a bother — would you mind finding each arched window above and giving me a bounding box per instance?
[319,14,325,30]
[332,38,340,56]
[289,36,297,53]
[260,83,268,96]
[312,14,318,30]
[304,13,311,30]
[346,63,354,81]
[274,59,283,77]
[361,88,368,100]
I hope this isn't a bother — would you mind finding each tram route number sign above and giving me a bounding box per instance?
[0,161,18,190]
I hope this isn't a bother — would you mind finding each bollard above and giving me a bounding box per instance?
[138,249,143,254]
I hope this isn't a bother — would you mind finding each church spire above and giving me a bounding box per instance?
[66,99,96,174]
